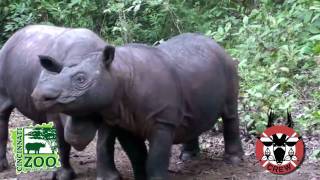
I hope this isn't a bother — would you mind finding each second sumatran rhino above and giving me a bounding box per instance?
[0,24,111,179]
[31,33,243,180]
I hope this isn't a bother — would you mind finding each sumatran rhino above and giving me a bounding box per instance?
[31,33,243,180]
[0,25,111,179]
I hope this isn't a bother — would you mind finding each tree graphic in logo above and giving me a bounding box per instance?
[26,127,58,154]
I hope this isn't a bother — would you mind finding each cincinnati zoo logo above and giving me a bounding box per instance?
[256,110,304,175]
[10,122,61,174]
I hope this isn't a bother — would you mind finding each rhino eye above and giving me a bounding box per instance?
[72,73,87,84]
[77,76,86,83]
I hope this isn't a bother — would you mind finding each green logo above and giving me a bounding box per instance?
[10,122,61,174]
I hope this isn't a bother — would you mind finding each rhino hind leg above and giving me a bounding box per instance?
[221,102,243,165]
[116,127,147,180]
[179,137,200,161]
[0,95,13,171]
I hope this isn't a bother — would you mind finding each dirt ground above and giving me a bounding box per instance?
[0,110,319,180]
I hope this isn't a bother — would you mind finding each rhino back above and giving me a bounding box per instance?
[0,25,67,121]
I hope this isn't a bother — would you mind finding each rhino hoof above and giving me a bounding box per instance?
[179,151,199,161]
[52,168,76,180]
[223,153,243,165]
[0,158,9,172]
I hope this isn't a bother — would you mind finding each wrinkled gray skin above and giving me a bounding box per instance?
[32,33,243,180]
[0,25,105,179]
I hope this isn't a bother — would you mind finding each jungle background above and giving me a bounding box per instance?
[0,0,319,179]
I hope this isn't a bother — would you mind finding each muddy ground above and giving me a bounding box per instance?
[0,110,319,180]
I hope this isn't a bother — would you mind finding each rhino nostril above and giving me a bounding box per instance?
[44,96,56,101]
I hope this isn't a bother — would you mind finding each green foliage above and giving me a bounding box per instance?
[0,0,319,134]
[311,149,320,160]
[218,0,320,134]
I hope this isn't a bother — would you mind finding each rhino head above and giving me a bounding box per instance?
[31,45,116,116]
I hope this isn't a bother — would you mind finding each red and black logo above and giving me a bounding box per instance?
[256,110,304,174]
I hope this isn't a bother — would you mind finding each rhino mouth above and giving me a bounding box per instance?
[57,95,77,104]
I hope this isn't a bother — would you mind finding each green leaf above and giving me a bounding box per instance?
[279,67,290,73]
[310,149,320,160]
[134,4,141,12]
[309,34,320,40]
[270,83,280,91]
[243,16,249,25]
[304,11,313,23]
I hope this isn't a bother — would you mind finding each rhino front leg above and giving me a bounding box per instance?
[0,97,13,172]
[116,127,147,180]
[147,123,174,180]
[96,124,121,180]
[51,114,75,180]
[179,137,200,161]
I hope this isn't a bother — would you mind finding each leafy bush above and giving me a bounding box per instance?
[211,0,320,134]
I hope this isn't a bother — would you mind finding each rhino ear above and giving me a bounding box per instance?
[102,45,115,68]
[38,55,63,73]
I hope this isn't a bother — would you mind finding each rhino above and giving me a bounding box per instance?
[0,25,108,179]
[31,33,243,180]
[25,142,46,154]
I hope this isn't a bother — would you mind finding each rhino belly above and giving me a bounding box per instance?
[173,111,220,144]
[173,79,226,143]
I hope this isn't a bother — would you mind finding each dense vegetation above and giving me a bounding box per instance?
[0,0,319,135]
